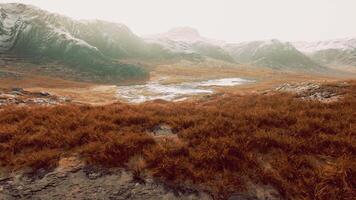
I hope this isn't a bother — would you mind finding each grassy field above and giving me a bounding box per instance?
[0,81,355,199]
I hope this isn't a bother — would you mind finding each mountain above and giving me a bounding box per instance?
[144,27,234,62]
[1,3,352,81]
[0,3,171,83]
[293,38,356,53]
[75,20,173,60]
[294,38,356,69]
[145,29,326,71]
[146,27,206,43]
[224,39,322,71]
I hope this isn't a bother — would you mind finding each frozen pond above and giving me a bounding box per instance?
[197,78,254,87]
[117,78,254,103]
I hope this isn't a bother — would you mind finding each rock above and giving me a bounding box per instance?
[0,94,15,99]
[87,172,102,180]
[0,158,211,200]
[59,96,72,102]
[336,82,350,88]
[274,82,342,103]
[228,182,281,200]
[153,124,173,136]
[10,91,24,96]
[34,92,51,97]
[228,194,259,200]
[11,88,24,93]
[0,88,72,107]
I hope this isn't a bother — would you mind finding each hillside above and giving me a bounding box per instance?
[224,40,323,71]
[294,38,356,70]
[144,27,234,62]
[0,3,153,83]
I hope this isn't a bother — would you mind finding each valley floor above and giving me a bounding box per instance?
[0,76,355,200]
[0,60,349,105]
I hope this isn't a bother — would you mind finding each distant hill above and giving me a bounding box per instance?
[144,27,234,62]
[224,39,322,71]
[145,29,329,71]
[294,38,356,70]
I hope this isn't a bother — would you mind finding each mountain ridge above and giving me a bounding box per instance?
[0,3,153,83]
[1,3,354,81]
[144,27,234,62]
[293,38,356,69]
[224,39,324,71]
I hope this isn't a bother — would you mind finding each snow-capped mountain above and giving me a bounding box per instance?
[224,39,322,70]
[293,38,356,68]
[145,29,326,70]
[144,27,233,62]
[144,27,206,54]
[293,38,356,53]
[145,27,207,43]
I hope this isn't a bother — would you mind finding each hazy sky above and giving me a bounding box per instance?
[1,0,356,42]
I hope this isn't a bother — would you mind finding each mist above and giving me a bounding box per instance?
[1,0,356,42]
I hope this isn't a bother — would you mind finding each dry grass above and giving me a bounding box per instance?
[0,81,355,199]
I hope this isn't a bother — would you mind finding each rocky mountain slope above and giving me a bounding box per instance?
[146,27,207,43]
[0,3,159,83]
[145,28,332,71]
[144,27,234,62]
[294,38,356,68]
[224,39,322,71]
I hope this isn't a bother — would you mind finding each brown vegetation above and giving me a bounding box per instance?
[0,81,355,199]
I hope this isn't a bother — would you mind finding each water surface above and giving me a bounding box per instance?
[117,78,253,103]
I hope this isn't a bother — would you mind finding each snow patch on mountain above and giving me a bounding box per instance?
[144,26,225,52]
[144,27,205,53]
[145,27,206,43]
[293,38,356,53]
[224,39,322,70]
[224,39,294,58]
[0,3,101,53]
[143,27,233,63]
[0,3,150,83]
[50,25,99,52]
[0,5,25,52]
[143,38,193,53]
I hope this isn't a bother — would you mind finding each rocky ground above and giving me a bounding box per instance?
[0,125,281,200]
[0,88,71,107]
[274,81,349,102]
[0,156,211,200]
[0,156,280,200]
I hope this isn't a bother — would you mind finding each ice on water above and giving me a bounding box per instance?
[117,78,253,103]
